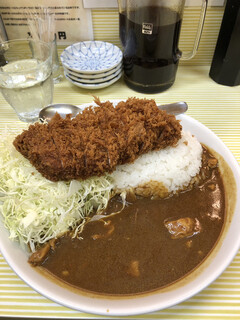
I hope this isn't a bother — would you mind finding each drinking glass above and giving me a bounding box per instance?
[0,39,54,122]
[51,34,63,84]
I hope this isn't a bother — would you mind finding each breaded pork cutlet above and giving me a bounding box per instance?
[13,98,182,181]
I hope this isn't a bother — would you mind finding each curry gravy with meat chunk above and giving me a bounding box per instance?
[32,146,225,295]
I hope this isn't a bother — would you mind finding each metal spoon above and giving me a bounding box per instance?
[39,104,80,123]
[158,101,188,116]
[39,101,188,123]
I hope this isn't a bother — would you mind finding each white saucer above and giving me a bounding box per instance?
[61,41,123,74]
[63,63,122,79]
[65,71,122,89]
[65,67,122,84]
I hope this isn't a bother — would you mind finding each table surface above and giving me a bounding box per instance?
[0,66,240,319]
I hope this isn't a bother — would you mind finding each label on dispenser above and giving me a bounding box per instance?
[142,23,153,35]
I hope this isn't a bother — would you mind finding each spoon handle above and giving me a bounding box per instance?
[158,101,188,115]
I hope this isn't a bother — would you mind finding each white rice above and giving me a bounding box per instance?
[110,131,202,195]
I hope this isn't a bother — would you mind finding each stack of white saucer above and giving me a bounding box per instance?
[60,41,123,89]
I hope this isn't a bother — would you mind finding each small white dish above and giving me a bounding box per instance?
[63,63,122,79]
[65,67,122,84]
[60,41,123,74]
[65,72,122,89]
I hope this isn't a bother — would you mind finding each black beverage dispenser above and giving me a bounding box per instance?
[118,0,208,93]
[209,0,240,86]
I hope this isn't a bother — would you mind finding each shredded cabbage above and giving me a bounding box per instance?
[0,135,114,252]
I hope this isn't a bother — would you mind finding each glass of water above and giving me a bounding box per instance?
[0,39,54,122]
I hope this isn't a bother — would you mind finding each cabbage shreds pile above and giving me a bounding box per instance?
[0,136,113,252]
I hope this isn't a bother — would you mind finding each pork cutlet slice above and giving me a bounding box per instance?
[114,99,182,163]
[13,98,182,181]
[13,122,63,181]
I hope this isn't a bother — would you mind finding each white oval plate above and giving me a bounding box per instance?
[65,72,122,89]
[0,103,240,317]
[63,63,122,79]
[60,41,123,74]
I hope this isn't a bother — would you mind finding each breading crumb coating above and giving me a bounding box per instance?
[13,98,182,181]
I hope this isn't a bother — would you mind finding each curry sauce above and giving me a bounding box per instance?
[36,147,225,295]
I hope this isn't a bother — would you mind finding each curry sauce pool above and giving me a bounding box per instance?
[35,147,225,295]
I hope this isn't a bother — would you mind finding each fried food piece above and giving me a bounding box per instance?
[164,217,202,239]
[13,97,182,181]
[28,239,57,266]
